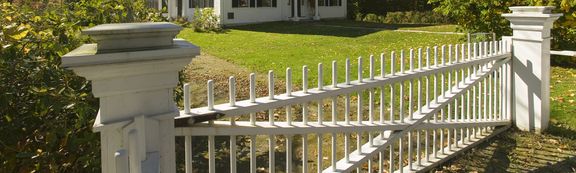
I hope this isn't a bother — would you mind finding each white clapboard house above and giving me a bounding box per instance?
[151,0,347,25]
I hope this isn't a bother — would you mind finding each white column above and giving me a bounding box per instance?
[313,0,320,20]
[182,0,188,19]
[158,0,162,11]
[292,0,299,21]
[168,0,178,18]
[62,22,200,173]
[503,6,561,132]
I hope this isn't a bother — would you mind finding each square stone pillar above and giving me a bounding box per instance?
[503,6,561,132]
[62,22,199,173]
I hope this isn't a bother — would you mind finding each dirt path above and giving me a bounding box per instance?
[183,54,290,108]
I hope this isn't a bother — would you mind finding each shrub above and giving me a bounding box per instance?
[191,8,221,32]
[383,11,452,24]
[362,13,380,23]
[359,11,452,24]
[430,0,576,53]
[0,1,164,172]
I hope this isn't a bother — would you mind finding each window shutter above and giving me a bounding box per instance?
[233,0,238,7]
[257,0,262,7]
[272,0,276,7]
[250,0,256,7]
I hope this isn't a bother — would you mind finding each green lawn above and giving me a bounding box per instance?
[179,21,462,86]
[317,20,459,33]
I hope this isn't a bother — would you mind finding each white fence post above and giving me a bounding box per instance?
[62,23,200,173]
[503,6,562,132]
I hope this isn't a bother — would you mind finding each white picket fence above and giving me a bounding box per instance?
[175,40,512,173]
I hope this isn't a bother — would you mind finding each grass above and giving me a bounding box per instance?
[178,21,462,87]
[178,20,576,172]
[316,20,459,33]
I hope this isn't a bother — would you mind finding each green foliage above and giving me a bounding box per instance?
[362,11,453,24]
[348,0,435,16]
[191,8,221,32]
[429,0,576,51]
[0,1,164,172]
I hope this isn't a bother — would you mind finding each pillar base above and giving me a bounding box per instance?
[313,16,320,20]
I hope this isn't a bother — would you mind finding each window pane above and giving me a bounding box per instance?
[240,0,249,7]
[257,0,272,7]
[329,0,337,6]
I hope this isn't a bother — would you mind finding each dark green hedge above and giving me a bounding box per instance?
[0,1,163,172]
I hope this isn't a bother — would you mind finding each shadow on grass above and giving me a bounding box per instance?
[547,122,576,140]
[437,127,576,172]
[226,21,384,38]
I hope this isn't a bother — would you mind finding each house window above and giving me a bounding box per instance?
[190,0,214,8]
[256,0,277,7]
[319,0,341,6]
[232,0,249,8]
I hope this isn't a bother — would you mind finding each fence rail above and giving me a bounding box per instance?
[176,40,512,173]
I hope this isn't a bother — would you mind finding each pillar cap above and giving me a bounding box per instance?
[503,6,562,18]
[509,6,554,14]
[83,22,182,52]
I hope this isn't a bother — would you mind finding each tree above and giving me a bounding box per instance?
[429,0,576,52]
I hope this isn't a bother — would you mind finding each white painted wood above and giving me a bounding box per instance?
[184,83,191,114]
[331,133,337,171]
[175,120,510,136]
[399,137,404,173]
[209,135,215,173]
[303,134,308,173]
[550,50,576,56]
[185,136,192,173]
[230,135,237,173]
[269,135,276,173]
[287,68,293,97]
[250,135,256,173]
[389,142,395,173]
[318,134,323,173]
[503,7,561,132]
[230,77,237,126]
[208,80,214,111]
[321,57,510,172]
[269,70,275,100]
[408,131,413,170]
[286,135,293,173]
[345,133,350,163]
[250,73,256,125]
[416,130,421,168]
